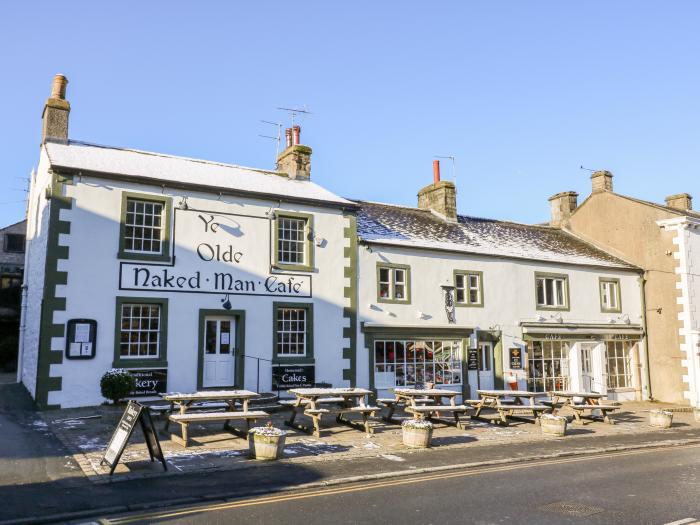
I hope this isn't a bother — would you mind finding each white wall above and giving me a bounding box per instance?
[44,175,351,408]
[18,150,52,393]
[357,244,645,396]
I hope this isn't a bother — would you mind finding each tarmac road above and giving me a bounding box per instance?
[103,443,700,525]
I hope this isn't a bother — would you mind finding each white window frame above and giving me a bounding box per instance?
[600,279,621,312]
[124,198,165,255]
[276,307,307,357]
[455,271,483,306]
[527,339,570,392]
[277,216,308,266]
[605,340,633,389]
[377,265,410,302]
[119,303,161,359]
[536,275,568,309]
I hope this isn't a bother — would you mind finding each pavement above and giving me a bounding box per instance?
[1,381,699,524]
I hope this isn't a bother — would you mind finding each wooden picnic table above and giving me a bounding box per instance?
[472,389,549,425]
[379,388,469,429]
[161,390,268,446]
[285,388,378,437]
[547,391,619,424]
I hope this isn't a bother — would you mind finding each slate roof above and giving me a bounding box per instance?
[356,201,637,269]
[44,140,354,207]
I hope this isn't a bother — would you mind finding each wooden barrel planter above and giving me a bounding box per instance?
[649,409,673,428]
[540,414,567,437]
[402,419,433,448]
[248,425,287,460]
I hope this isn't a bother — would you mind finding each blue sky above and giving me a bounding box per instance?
[1,2,698,227]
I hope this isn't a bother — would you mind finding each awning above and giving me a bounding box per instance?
[521,322,644,339]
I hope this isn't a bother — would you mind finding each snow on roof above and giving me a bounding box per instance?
[356,201,637,269]
[44,141,354,207]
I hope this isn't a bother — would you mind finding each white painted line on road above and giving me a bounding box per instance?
[663,519,699,525]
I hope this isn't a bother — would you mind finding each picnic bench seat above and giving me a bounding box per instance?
[406,404,470,429]
[305,408,331,415]
[568,403,620,425]
[345,406,381,413]
[169,410,269,447]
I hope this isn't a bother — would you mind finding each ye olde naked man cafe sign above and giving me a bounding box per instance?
[119,210,312,297]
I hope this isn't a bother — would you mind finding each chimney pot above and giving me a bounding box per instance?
[42,74,70,144]
[50,74,68,100]
[292,125,301,146]
[284,128,293,149]
[433,160,440,184]
[665,193,693,211]
[591,170,613,193]
[548,191,578,228]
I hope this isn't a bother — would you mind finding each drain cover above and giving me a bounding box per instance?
[539,501,604,517]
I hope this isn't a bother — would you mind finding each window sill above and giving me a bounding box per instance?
[607,387,635,393]
[601,308,623,314]
[535,305,570,312]
[273,263,315,273]
[112,359,168,369]
[118,250,172,263]
[455,303,484,308]
[273,357,315,365]
[377,298,411,305]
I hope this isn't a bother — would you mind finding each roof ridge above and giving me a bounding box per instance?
[65,139,285,179]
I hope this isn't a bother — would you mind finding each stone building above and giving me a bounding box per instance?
[550,171,700,407]
[356,163,648,403]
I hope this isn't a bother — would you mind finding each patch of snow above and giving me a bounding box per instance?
[380,454,405,462]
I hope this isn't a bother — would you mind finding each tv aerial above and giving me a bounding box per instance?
[277,106,312,128]
[434,155,457,183]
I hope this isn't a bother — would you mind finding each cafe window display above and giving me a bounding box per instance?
[527,340,570,392]
[374,339,462,388]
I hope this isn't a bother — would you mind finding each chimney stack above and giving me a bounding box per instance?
[591,170,613,193]
[42,74,70,144]
[277,126,312,180]
[665,193,693,211]
[418,160,457,221]
[548,191,578,228]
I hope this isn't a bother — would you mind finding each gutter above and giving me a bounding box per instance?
[52,166,360,213]
[638,275,653,401]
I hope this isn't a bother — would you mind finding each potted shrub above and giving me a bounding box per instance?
[248,422,287,460]
[540,414,567,437]
[649,409,673,428]
[402,418,433,448]
[100,368,135,405]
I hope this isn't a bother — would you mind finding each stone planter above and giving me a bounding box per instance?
[540,415,567,437]
[402,420,433,448]
[649,409,673,428]
[248,428,287,460]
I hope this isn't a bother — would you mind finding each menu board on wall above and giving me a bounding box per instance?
[509,348,523,370]
[467,349,479,370]
[272,365,315,390]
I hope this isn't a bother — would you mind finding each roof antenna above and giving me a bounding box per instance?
[435,155,456,184]
[579,165,596,172]
[277,106,312,129]
[259,120,282,167]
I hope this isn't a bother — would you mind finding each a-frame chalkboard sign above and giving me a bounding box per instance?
[101,400,167,475]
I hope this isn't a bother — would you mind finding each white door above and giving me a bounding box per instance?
[580,343,595,393]
[203,317,236,388]
[469,342,495,398]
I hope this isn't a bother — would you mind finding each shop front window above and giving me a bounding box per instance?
[605,340,633,388]
[119,304,161,358]
[374,339,462,388]
[527,340,570,392]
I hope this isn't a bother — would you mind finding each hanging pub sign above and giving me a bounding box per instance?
[101,401,166,475]
[467,349,479,370]
[272,365,315,390]
[509,347,523,370]
[127,369,168,396]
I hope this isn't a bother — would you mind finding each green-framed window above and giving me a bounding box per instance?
[113,296,168,367]
[118,191,172,262]
[272,302,314,363]
[454,270,483,307]
[274,212,314,272]
[535,272,570,311]
[599,278,622,313]
[376,263,411,304]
